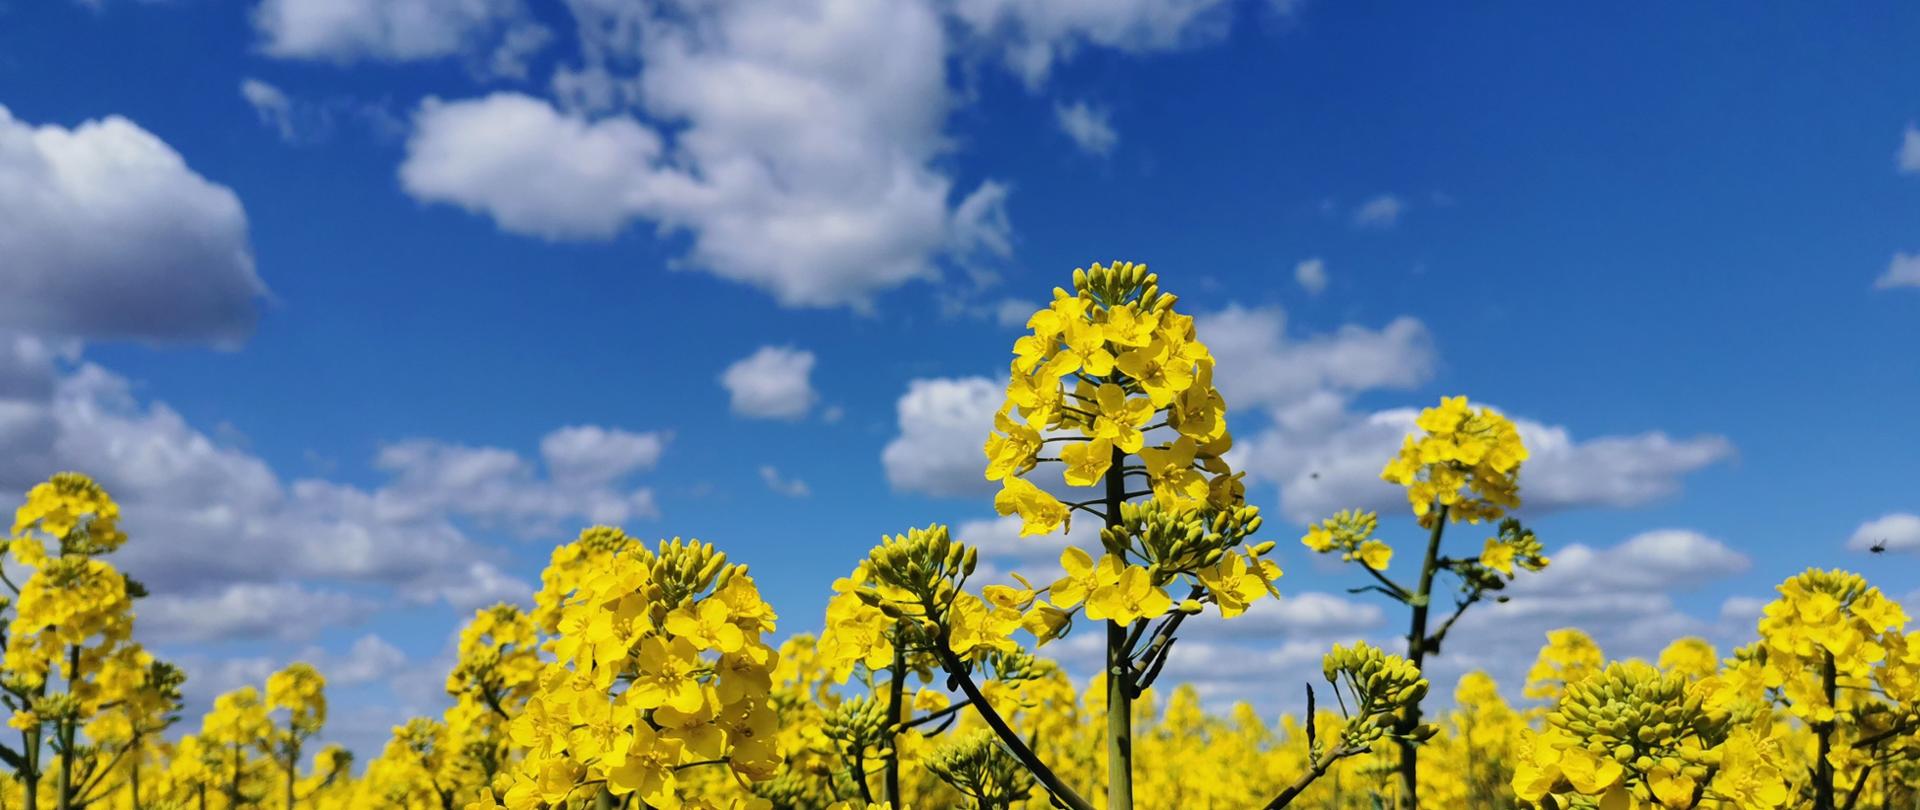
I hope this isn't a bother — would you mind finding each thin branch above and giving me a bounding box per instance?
[934,645,1095,810]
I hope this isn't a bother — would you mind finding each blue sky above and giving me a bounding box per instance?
[1,0,1916,755]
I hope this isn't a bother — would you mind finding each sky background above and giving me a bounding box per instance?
[1,0,1917,759]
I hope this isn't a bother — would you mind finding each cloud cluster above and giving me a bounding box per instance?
[720,346,819,420]
[946,0,1236,88]
[0,106,265,346]
[400,0,1010,309]
[0,357,672,635]
[252,0,549,72]
[881,376,1003,497]
[1054,101,1118,156]
[1849,513,1920,553]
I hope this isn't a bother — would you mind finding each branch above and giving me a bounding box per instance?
[1260,742,1367,809]
[1359,565,1411,603]
[902,698,974,730]
[935,645,1095,810]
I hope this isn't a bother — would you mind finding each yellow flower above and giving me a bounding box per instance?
[992,477,1068,536]
[1085,565,1171,624]
[665,599,746,654]
[1355,539,1392,571]
[1049,548,1120,609]
[1060,438,1114,487]
[1478,536,1516,575]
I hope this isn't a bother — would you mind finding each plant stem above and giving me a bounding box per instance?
[934,646,1094,810]
[1816,650,1838,810]
[1103,444,1133,810]
[884,637,905,807]
[56,645,78,810]
[1262,744,1362,809]
[1396,504,1448,810]
[285,740,299,810]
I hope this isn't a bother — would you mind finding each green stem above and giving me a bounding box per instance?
[934,646,1093,810]
[285,739,300,810]
[1396,504,1448,810]
[56,645,78,810]
[884,636,905,806]
[1103,444,1133,810]
[1816,651,1838,810]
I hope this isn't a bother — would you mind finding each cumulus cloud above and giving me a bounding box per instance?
[539,425,667,486]
[1054,101,1117,156]
[0,361,653,624]
[1199,305,1731,523]
[0,105,266,345]
[1876,252,1920,290]
[401,0,1010,309]
[947,0,1234,88]
[1352,194,1404,228]
[719,346,818,420]
[1236,401,1735,523]
[252,0,547,68]
[240,78,296,141]
[139,583,379,644]
[759,465,811,498]
[881,376,1001,497]
[1197,306,1436,411]
[373,434,661,535]
[1848,513,1920,553]
[1900,123,1920,175]
[402,93,665,239]
[1293,257,1327,295]
[1426,530,1754,695]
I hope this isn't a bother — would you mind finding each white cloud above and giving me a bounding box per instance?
[1238,401,1734,523]
[1352,194,1404,228]
[1199,306,1730,523]
[1293,257,1327,295]
[947,0,1233,88]
[1408,530,1756,702]
[539,425,667,486]
[252,0,544,66]
[373,434,662,534]
[720,346,818,420]
[401,559,533,611]
[240,78,296,142]
[881,376,1001,497]
[1875,252,1920,290]
[1197,305,1436,411]
[403,0,1009,309]
[1848,513,1920,553]
[994,299,1037,328]
[1181,591,1386,641]
[758,465,811,498]
[1516,425,1735,511]
[0,105,265,345]
[1054,101,1117,156]
[319,635,412,686]
[1,361,652,609]
[488,20,553,80]
[955,513,1097,561]
[1899,123,1920,175]
[402,93,665,240]
[139,582,379,643]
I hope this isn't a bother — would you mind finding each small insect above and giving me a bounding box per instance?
[1871,539,1888,554]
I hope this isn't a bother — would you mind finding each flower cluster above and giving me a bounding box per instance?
[986,261,1240,537]
[1380,396,1528,526]
[1516,662,1737,808]
[497,531,782,809]
[1302,510,1391,571]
